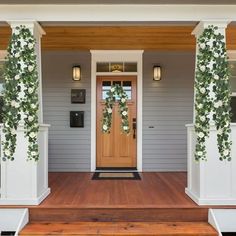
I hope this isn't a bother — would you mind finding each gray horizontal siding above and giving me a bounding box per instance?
[42,51,91,172]
[42,50,194,172]
[142,52,195,171]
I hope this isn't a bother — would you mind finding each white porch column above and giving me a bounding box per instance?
[8,21,45,123]
[186,20,236,205]
[0,21,50,205]
[191,21,229,122]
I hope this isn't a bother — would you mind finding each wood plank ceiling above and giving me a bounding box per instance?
[1,26,236,51]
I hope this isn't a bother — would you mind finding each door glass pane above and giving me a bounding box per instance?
[102,81,111,99]
[97,63,109,72]
[123,81,132,100]
[230,97,236,123]
[113,81,121,86]
[124,62,137,72]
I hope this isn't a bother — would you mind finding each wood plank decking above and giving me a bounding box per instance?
[8,172,219,235]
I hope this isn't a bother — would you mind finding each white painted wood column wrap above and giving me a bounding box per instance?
[191,20,230,123]
[8,21,45,123]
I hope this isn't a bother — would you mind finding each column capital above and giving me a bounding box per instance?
[7,20,45,37]
[192,20,231,37]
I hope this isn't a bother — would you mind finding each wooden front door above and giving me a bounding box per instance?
[96,76,137,168]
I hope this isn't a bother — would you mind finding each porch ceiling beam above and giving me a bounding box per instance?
[0,5,236,22]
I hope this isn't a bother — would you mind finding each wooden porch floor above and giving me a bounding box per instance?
[40,172,196,208]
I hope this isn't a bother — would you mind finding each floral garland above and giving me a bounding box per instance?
[195,25,232,161]
[102,84,130,134]
[2,25,39,161]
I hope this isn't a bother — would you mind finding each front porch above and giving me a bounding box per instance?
[17,172,218,235]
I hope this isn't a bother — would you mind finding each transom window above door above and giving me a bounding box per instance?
[102,80,132,100]
[97,62,137,73]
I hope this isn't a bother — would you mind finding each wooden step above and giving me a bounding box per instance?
[20,221,218,235]
[29,208,209,222]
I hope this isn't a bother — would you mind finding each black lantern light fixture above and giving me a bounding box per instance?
[153,65,161,81]
[72,65,81,81]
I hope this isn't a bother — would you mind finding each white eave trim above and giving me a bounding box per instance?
[1,5,236,22]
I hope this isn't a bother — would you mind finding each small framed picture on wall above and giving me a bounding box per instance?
[71,89,86,104]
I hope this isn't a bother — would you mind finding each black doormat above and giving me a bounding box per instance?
[92,172,141,180]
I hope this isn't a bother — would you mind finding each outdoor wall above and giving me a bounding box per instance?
[42,51,91,171]
[143,52,194,171]
[42,51,194,172]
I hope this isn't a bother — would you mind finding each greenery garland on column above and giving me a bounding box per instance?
[2,25,40,161]
[102,84,130,134]
[195,25,232,161]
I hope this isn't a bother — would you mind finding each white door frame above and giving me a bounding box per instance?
[90,50,143,172]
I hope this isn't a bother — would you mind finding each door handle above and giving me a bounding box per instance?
[133,118,136,139]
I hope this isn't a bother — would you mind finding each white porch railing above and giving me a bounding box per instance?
[186,123,236,205]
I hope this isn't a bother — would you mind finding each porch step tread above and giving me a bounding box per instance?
[20,221,218,235]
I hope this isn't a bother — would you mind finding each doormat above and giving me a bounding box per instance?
[92,172,141,180]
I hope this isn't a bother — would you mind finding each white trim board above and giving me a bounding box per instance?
[1,5,236,22]
[90,50,143,172]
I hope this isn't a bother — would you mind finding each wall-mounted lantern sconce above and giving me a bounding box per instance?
[153,66,161,81]
[72,65,81,81]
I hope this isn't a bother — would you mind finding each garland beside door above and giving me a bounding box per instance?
[2,25,40,161]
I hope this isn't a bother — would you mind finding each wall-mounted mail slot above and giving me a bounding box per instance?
[70,111,84,128]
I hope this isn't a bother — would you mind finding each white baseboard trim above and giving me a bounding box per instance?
[0,188,50,205]
[185,188,236,205]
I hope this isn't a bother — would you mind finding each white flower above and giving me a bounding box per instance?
[29,132,36,138]
[111,87,115,92]
[200,87,206,94]
[14,102,20,108]
[123,126,128,130]
[200,43,206,49]
[200,116,206,122]
[31,151,37,156]
[5,149,11,156]
[206,40,213,47]
[214,52,219,58]
[28,88,34,94]
[214,75,219,80]
[15,74,20,80]
[214,101,223,108]
[28,116,34,122]
[122,111,127,116]
[103,124,108,131]
[198,132,205,138]
[223,149,229,156]
[198,104,203,109]
[218,129,223,135]
[28,43,34,50]
[107,108,112,114]
[31,104,37,109]
[10,100,14,107]
[28,65,34,72]
[200,65,206,72]
[14,29,20,35]
[197,151,203,156]
[15,52,20,58]
[20,38,27,48]
[11,129,17,135]
[121,98,126,103]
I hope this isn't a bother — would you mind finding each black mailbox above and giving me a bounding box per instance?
[70,111,84,128]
